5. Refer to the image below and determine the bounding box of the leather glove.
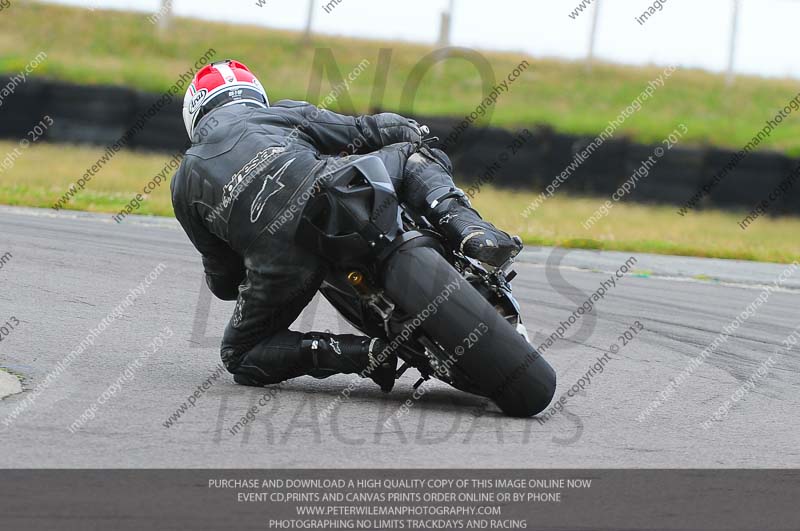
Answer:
[374,113,428,145]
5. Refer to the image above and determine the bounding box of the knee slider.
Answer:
[220,347,243,373]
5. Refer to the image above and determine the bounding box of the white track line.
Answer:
[0,370,22,400]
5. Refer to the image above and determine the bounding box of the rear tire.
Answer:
[382,245,556,417]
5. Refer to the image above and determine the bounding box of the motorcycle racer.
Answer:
[171,59,522,392]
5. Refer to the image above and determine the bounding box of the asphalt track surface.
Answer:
[1,206,798,468]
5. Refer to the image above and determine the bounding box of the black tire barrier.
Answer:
[0,78,51,140]
[0,76,798,214]
[126,90,185,151]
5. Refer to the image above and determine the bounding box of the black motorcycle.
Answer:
[297,145,556,417]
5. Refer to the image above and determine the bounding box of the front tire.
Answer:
[382,245,556,417]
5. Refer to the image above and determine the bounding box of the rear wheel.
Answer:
[382,245,556,417]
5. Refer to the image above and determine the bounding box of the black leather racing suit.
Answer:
[171,100,458,385]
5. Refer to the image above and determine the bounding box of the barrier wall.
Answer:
[1,76,797,214]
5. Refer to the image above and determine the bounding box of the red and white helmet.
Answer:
[182,59,269,139]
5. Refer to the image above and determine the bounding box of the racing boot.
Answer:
[427,190,522,267]
[301,333,398,393]
[231,332,397,392]
[404,147,522,267]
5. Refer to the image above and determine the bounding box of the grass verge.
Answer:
[1,141,798,264]
[1,2,800,154]
[473,188,800,264]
